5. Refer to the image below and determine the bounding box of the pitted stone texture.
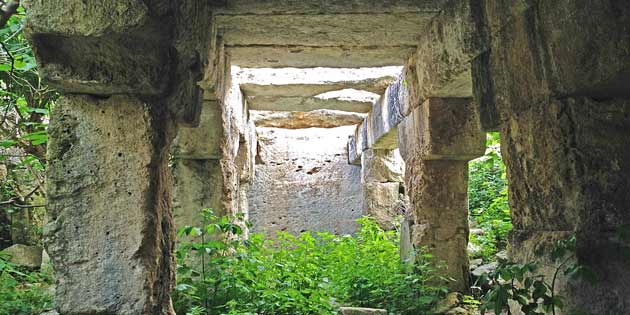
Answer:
[249,126,363,235]
[237,67,400,97]
[404,159,470,292]
[210,1,443,15]
[397,98,484,161]
[46,95,175,315]
[173,101,223,159]
[251,110,365,129]
[363,183,403,230]
[361,149,404,183]
[173,159,226,230]
[409,0,486,104]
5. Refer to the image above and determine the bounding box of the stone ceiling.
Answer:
[211,0,445,68]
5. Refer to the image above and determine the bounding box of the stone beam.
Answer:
[227,45,416,68]
[247,96,373,113]
[216,13,434,47]
[366,77,407,150]
[237,67,400,97]
[251,110,366,129]
[173,101,223,159]
[210,0,444,15]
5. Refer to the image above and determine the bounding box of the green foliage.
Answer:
[0,254,54,315]
[174,209,446,315]
[478,235,597,315]
[468,132,512,261]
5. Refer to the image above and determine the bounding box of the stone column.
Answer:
[360,148,405,230]
[46,96,176,314]
[397,98,484,292]
[475,1,630,312]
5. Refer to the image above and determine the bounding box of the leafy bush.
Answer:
[0,254,54,315]
[174,209,446,315]
[468,133,512,261]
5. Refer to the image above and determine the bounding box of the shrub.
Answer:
[468,133,512,261]
[0,254,54,315]
[173,209,446,315]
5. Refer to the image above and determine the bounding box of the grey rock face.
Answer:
[248,126,363,235]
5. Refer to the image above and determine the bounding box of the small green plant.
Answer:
[0,253,54,315]
[478,235,597,315]
[173,209,446,315]
[468,132,512,261]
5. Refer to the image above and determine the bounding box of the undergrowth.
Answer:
[0,254,53,315]
[173,210,447,315]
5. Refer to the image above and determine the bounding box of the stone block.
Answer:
[397,98,484,162]
[361,149,404,183]
[174,101,223,159]
[1,244,42,269]
[338,307,387,315]
[366,77,406,150]
[363,182,402,230]
[46,95,174,314]
[348,135,361,165]
[411,0,486,104]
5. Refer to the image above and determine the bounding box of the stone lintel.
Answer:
[251,110,365,129]
[248,96,372,113]
[397,97,484,162]
[366,76,407,150]
[236,67,400,97]
[227,45,416,68]
[348,135,361,165]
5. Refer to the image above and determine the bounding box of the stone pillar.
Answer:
[46,96,176,314]
[360,149,405,230]
[397,98,484,292]
[476,1,630,313]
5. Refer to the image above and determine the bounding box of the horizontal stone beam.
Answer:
[247,96,373,113]
[215,13,434,47]
[227,45,416,68]
[251,110,365,129]
[210,0,443,15]
[237,67,401,97]
[366,77,407,150]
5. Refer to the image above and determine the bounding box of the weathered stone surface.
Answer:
[408,0,486,104]
[46,95,175,315]
[24,1,172,96]
[172,159,226,231]
[361,149,404,183]
[227,45,416,68]
[338,307,387,315]
[211,1,443,15]
[216,13,434,47]
[249,126,363,235]
[251,110,366,129]
[173,101,223,159]
[365,76,407,150]
[397,98,484,161]
[363,182,402,230]
[404,159,470,292]
[237,67,400,97]
[348,135,361,165]
[1,244,42,269]
[247,96,373,113]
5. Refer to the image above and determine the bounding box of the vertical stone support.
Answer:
[477,1,630,312]
[397,98,484,292]
[360,149,405,229]
[46,96,176,314]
